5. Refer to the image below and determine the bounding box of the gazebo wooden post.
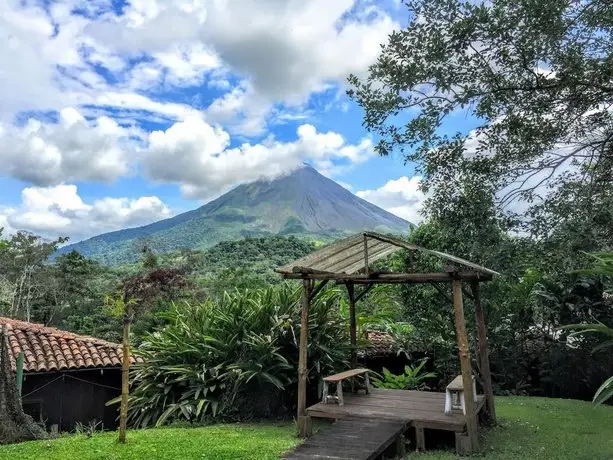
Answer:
[346,282,357,368]
[297,278,313,438]
[472,280,496,425]
[452,279,479,452]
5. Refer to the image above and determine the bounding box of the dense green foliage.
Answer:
[0,231,69,323]
[389,218,613,400]
[349,0,613,402]
[123,285,349,427]
[349,0,613,241]
[371,359,437,390]
[185,236,315,296]
[564,252,613,404]
[0,235,316,342]
[4,0,613,422]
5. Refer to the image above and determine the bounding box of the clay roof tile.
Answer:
[0,317,139,373]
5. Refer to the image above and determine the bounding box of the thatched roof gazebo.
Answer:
[276,231,498,453]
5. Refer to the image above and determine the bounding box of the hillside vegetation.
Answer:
[55,166,410,265]
[186,236,316,295]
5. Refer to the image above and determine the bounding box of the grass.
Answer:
[0,423,297,460]
[410,396,613,459]
[0,397,611,459]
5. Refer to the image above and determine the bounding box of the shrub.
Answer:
[371,359,437,390]
[122,284,349,427]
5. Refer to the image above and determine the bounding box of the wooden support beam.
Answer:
[472,281,496,425]
[452,279,479,452]
[297,279,313,438]
[291,266,331,274]
[282,271,493,283]
[346,282,357,369]
[415,425,425,452]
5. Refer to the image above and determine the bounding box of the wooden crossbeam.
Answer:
[282,271,492,283]
[428,281,476,302]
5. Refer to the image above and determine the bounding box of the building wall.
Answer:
[21,368,121,432]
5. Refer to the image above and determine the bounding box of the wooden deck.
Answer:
[307,388,485,432]
[282,390,486,458]
[283,418,406,460]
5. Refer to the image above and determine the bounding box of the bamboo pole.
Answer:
[297,279,312,438]
[472,281,496,425]
[452,279,479,451]
[118,303,132,444]
[346,282,357,369]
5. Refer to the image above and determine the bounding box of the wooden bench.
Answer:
[444,375,477,415]
[322,368,371,406]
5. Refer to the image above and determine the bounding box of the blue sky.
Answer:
[0,0,474,243]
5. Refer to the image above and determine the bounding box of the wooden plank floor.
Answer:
[283,418,406,460]
[307,389,485,432]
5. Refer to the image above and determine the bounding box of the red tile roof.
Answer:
[364,330,396,357]
[0,317,142,373]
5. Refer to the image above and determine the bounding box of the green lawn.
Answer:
[0,423,297,460]
[0,397,611,459]
[410,397,613,459]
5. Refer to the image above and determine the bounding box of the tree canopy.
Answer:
[348,0,613,243]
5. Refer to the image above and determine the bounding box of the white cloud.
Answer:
[143,117,374,200]
[204,82,271,136]
[356,176,426,224]
[0,0,85,117]
[82,91,202,121]
[1,184,172,242]
[85,0,398,132]
[0,2,212,127]
[0,107,373,200]
[120,42,220,92]
[0,108,135,186]
[0,0,402,241]
[154,43,220,87]
[0,211,15,237]
[196,0,398,103]
[1,0,399,140]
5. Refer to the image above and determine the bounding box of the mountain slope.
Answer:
[56,165,411,264]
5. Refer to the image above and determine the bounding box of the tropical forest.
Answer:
[0,0,613,459]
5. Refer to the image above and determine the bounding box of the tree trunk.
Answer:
[118,308,132,443]
[0,325,46,444]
